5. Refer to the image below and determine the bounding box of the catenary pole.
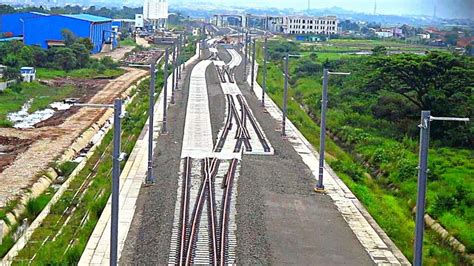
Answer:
[412,112,469,265]
[251,38,256,90]
[316,69,329,191]
[282,53,289,136]
[244,31,248,79]
[171,42,176,104]
[262,36,268,107]
[413,110,430,266]
[110,98,122,266]
[162,49,169,134]
[145,62,156,184]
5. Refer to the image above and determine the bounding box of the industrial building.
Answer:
[0,12,48,37]
[0,12,117,54]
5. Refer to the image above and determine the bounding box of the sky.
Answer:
[169,0,474,19]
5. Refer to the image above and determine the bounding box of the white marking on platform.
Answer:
[181,60,214,159]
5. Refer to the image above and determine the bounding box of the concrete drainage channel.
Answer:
[0,75,149,264]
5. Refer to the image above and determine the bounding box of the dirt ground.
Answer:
[0,67,148,208]
[0,136,34,173]
[35,78,110,127]
[91,46,134,61]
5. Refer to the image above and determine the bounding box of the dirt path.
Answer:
[0,68,147,208]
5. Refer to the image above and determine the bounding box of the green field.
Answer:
[36,67,125,80]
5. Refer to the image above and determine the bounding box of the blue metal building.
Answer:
[0,12,48,37]
[22,14,117,54]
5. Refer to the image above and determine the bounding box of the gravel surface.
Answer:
[206,63,225,143]
[217,46,232,64]
[120,60,198,265]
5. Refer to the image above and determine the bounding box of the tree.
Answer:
[99,56,117,69]
[339,20,360,31]
[445,33,459,46]
[75,38,94,51]
[4,66,20,81]
[70,43,90,68]
[0,4,15,14]
[61,29,76,46]
[365,51,473,146]
[366,51,473,110]
[294,58,321,78]
[53,47,77,71]
[372,45,387,56]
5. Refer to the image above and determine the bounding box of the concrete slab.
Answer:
[264,191,373,265]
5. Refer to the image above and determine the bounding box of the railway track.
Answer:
[236,95,271,153]
[177,157,220,265]
[169,46,272,266]
[218,158,238,266]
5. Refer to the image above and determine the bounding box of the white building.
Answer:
[135,14,144,29]
[375,29,394,38]
[143,0,168,28]
[284,16,338,35]
[20,67,36,83]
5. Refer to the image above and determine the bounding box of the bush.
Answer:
[57,161,79,177]
[25,194,51,221]
[100,56,118,69]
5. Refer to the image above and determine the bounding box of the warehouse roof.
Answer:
[61,14,111,23]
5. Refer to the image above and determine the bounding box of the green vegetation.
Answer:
[258,39,472,264]
[36,67,125,80]
[119,38,138,47]
[8,68,165,264]
[0,82,75,125]
[0,38,125,128]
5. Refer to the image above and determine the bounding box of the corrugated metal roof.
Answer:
[61,14,111,23]
[0,37,23,42]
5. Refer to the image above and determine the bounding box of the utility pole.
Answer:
[162,48,169,134]
[262,36,268,107]
[251,38,256,90]
[413,112,469,266]
[145,62,156,185]
[315,69,350,192]
[282,53,289,137]
[171,42,176,104]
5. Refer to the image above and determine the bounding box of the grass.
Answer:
[0,66,126,127]
[119,38,138,47]
[36,68,125,80]
[0,82,75,125]
[256,40,468,264]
